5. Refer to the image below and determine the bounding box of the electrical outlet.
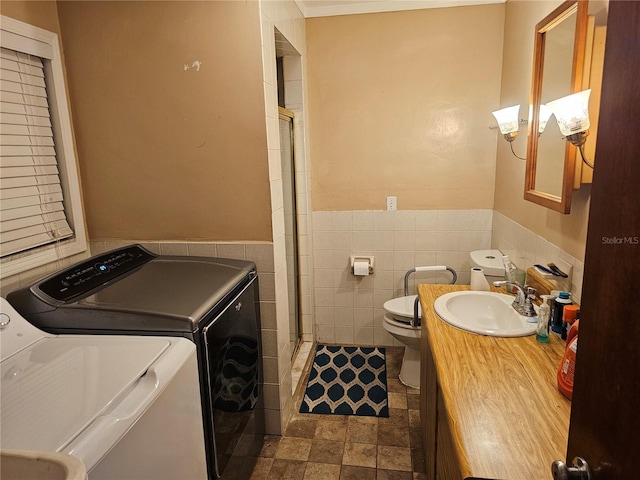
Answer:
[386,196,397,211]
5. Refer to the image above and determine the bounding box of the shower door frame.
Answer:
[278,107,303,360]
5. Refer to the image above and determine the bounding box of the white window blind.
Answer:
[0,46,73,257]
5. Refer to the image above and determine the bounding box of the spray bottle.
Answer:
[536,295,552,343]
[558,320,580,400]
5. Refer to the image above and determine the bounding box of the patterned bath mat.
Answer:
[300,344,388,417]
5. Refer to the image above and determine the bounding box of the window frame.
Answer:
[1,15,87,278]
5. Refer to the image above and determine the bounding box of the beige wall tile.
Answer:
[263,357,281,384]
[264,409,283,436]
[187,243,218,258]
[260,301,278,330]
[262,384,282,411]
[159,243,189,256]
[217,243,247,260]
[259,273,276,302]
[262,330,279,357]
[492,212,584,302]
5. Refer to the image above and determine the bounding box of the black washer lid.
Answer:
[65,255,255,322]
[9,245,257,333]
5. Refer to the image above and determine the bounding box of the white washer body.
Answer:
[0,298,207,480]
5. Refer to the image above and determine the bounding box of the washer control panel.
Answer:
[37,245,156,303]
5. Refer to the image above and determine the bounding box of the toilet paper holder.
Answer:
[350,256,374,275]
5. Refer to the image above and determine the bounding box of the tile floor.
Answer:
[222,346,426,480]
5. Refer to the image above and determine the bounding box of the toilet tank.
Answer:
[469,250,505,281]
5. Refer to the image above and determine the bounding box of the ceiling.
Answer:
[294,0,505,18]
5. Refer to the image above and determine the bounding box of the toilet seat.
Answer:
[383,295,421,323]
[383,313,420,332]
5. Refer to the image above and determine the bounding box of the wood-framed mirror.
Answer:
[525,0,588,213]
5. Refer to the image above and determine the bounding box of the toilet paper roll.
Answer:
[353,260,370,276]
[470,267,490,291]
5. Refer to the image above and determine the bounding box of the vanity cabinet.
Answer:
[418,284,571,480]
[420,322,436,476]
[421,317,462,479]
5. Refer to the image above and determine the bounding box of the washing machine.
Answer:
[7,244,264,479]
[0,298,207,479]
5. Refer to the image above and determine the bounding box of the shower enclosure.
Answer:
[278,107,301,358]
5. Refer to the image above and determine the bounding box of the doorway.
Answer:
[278,107,302,359]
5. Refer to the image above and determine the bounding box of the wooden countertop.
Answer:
[418,284,571,480]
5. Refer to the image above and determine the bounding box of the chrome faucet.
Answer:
[493,280,537,317]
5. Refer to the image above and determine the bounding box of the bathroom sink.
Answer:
[0,450,87,480]
[433,291,537,337]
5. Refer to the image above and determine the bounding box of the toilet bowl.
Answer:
[382,266,457,390]
[383,295,422,389]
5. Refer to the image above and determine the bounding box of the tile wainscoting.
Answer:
[311,209,586,347]
[491,212,585,304]
[311,210,493,347]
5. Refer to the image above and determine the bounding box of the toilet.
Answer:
[469,249,506,284]
[382,266,457,389]
[382,295,422,389]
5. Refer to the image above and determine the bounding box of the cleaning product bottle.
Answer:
[561,305,580,340]
[536,295,552,343]
[551,291,572,334]
[557,320,579,400]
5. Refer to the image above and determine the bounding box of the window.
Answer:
[0,16,86,278]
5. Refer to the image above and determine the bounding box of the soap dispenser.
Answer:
[536,295,552,343]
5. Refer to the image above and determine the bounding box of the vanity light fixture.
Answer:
[527,103,554,134]
[536,104,553,135]
[492,105,526,160]
[546,89,593,168]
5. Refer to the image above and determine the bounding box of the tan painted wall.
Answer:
[0,1,62,33]
[56,1,272,242]
[494,0,591,261]
[306,4,505,211]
